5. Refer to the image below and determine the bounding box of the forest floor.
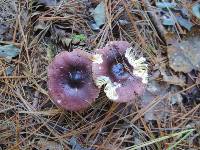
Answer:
[0,0,200,150]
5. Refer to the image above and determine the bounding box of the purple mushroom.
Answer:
[92,41,148,102]
[47,49,100,111]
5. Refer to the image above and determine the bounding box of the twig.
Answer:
[142,0,168,43]
[122,0,147,49]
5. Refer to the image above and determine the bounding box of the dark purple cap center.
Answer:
[67,68,88,88]
[111,63,129,79]
[107,52,132,82]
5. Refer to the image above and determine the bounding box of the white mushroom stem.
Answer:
[125,47,148,84]
[95,76,121,101]
[91,54,103,64]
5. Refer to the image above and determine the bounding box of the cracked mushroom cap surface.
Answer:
[92,41,148,102]
[47,49,100,111]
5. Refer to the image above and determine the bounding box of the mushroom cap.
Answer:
[47,49,100,111]
[92,41,147,102]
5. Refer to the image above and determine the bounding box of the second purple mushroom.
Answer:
[92,41,148,102]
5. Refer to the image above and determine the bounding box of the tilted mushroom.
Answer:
[92,41,148,102]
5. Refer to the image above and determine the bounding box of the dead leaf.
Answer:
[160,67,186,86]
[0,45,21,59]
[5,65,15,76]
[36,138,63,150]
[159,66,186,86]
[141,80,170,121]
[168,36,200,73]
[192,3,200,19]
[169,86,183,105]
[69,137,90,150]
[176,16,193,31]
[38,0,60,6]
[91,1,106,28]
[34,20,47,31]
[156,2,177,9]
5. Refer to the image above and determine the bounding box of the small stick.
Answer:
[0,41,21,47]
[143,0,168,43]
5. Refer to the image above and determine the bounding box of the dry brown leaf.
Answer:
[160,66,186,86]
[168,36,200,73]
